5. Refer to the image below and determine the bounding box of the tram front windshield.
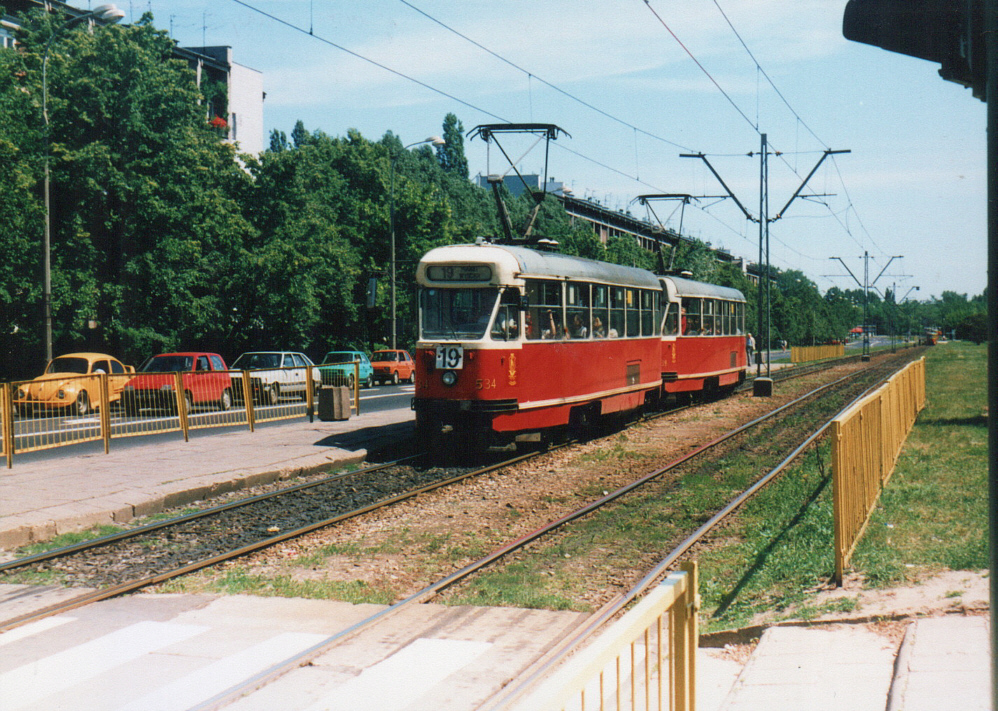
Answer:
[420,287,499,340]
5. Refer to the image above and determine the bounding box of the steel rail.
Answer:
[0,448,548,633]
[0,455,423,573]
[0,350,868,575]
[187,365,879,711]
[485,359,911,709]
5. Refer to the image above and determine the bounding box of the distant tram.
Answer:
[412,241,747,453]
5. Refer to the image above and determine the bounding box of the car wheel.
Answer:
[265,383,279,405]
[408,371,415,384]
[75,390,90,416]
[179,391,192,415]
[365,375,373,389]
[391,371,399,385]
[219,388,232,411]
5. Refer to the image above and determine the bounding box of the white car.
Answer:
[230,351,321,405]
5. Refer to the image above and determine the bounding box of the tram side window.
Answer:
[625,289,640,337]
[703,299,715,335]
[663,301,679,336]
[640,290,655,336]
[491,289,521,341]
[565,282,590,338]
[592,284,609,337]
[736,302,744,334]
[609,287,625,338]
[685,298,701,335]
[526,280,563,340]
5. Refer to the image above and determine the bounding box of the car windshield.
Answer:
[142,355,194,373]
[322,353,357,364]
[371,351,398,362]
[46,357,89,375]
[420,287,499,340]
[232,353,281,369]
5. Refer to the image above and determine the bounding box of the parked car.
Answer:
[14,352,134,417]
[370,349,415,385]
[122,352,232,415]
[317,350,373,388]
[230,351,321,404]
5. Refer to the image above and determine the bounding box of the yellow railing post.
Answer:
[672,560,699,711]
[175,371,189,442]
[353,361,361,415]
[240,370,255,432]
[306,365,315,422]
[1,383,13,469]
[99,373,111,454]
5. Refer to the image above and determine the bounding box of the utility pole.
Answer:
[759,133,770,383]
[829,253,903,360]
[681,143,849,395]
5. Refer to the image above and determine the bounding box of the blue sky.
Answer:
[119,0,985,301]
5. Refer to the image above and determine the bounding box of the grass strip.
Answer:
[697,342,987,630]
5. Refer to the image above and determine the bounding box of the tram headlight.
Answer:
[441,371,458,387]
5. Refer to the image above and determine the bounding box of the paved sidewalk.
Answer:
[712,616,990,711]
[888,616,990,711]
[0,408,413,550]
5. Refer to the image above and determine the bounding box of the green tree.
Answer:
[436,113,468,179]
[0,37,45,378]
[5,10,253,373]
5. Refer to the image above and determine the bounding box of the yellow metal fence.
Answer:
[513,562,698,711]
[1,364,363,468]
[831,357,926,584]
[790,344,845,363]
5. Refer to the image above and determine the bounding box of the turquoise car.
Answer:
[318,350,373,388]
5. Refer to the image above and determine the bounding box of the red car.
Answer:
[370,349,415,385]
[122,352,233,415]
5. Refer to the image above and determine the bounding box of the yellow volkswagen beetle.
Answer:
[15,352,135,417]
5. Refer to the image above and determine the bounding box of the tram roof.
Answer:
[420,243,662,289]
[663,275,746,302]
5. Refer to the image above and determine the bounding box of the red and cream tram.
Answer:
[659,275,748,394]
[411,241,748,452]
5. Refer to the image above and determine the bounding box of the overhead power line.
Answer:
[229,0,510,124]
[398,0,696,154]
[711,0,828,150]
[641,0,759,136]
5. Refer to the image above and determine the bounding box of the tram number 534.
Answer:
[435,346,463,369]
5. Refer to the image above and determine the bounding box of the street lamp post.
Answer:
[41,4,125,364]
[389,136,445,349]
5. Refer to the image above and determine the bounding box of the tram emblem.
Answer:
[508,352,517,386]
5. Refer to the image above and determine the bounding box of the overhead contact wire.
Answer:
[642,0,759,135]
[398,0,696,153]
[229,0,511,124]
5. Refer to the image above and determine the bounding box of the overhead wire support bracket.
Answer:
[680,153,758,223]
[772,148,851,221]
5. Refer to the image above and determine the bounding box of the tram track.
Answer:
[184,351,921,710]
[0,350,911,637]
[0,450,547,632]
[0,350,919,711]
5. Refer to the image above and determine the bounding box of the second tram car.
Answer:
[659,275,748,394]
[412,241,747,452]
